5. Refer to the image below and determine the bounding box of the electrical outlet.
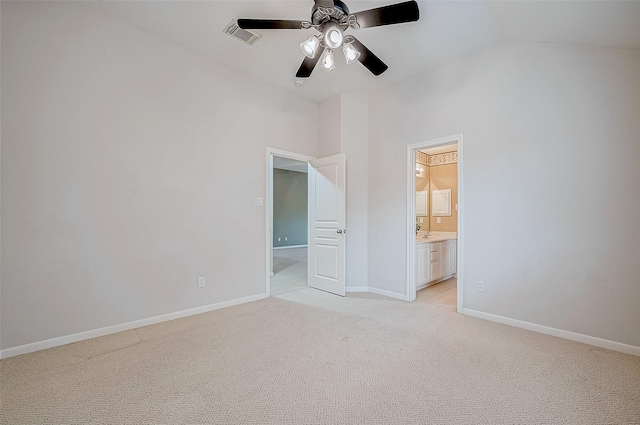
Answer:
[284,237,287,241]
[198,277,205,288]
[254,197,263,206]
[477,281,485,292]
[278,237,281,242]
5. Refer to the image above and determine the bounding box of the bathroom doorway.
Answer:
[406,134,464,313]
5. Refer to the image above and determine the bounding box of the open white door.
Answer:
[308,153,346,296]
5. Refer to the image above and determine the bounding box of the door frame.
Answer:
[265,148,315,297]
[406,134,464,313]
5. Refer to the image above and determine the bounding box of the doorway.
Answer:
[266,149,314,297]
[406,134,464,313]
[265,148,347,297]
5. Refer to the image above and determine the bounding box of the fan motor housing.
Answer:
[311,0,350,27]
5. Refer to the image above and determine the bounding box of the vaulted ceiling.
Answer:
[80,1,640,102]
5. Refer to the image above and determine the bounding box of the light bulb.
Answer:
[300,35,320,59]
[321,49,335,71]
[342,43,360,65]
[324,26,343,49]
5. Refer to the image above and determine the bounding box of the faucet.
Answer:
[423,231,431,238]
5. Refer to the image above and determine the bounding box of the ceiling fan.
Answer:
[237,0,419,78]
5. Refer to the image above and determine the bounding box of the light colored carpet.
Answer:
[270,247,308,296]
[1,287,639,424]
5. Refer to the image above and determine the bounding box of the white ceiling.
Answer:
[78,1,640,102]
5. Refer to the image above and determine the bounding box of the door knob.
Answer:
[337,229,343,234]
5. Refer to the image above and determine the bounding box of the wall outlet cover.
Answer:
[198,277,205,288]
[477,281,485,292]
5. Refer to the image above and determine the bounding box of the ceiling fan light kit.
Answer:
[324,25,344,49]
[321,49,336,71]
[237,0,419,78]
[300,35,321,58]
[343,42,360,64]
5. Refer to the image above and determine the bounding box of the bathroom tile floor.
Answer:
[416,277,457,309]
[271,247,308,296]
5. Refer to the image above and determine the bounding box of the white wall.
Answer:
[340,94,369,291]
[0,2,318,350]
[0,3,3,352]
[318,95,341,157]
[368,41,640,347]
[318,94,369,291]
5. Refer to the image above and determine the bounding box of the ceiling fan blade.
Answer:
[350,38,388,76]
[296,46,326,78]
[351,0,419,29]
[237,19,307,30]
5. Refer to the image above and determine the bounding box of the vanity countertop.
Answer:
[416,231,457,244]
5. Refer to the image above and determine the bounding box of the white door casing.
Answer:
[308,153,346,296]
[406,134,463,312]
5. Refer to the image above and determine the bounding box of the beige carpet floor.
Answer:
[1,285,639,424]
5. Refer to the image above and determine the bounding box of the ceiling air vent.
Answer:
[223,20,262,45]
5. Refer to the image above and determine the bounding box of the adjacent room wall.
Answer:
[368,41,640,347]
[0,2,319,351]
[272,169,307,248]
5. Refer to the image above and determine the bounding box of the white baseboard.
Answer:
[367,287,407,301]
[463,308,640,357]
[273,245,308,250]
[345,286,368,293]
[0,293,268,360]
[416,274,455,291]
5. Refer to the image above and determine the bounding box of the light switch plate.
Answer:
[254,197,263,206]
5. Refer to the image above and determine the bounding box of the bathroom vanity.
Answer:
[415,232,457,290]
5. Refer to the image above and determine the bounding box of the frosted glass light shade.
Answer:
[343,43,360,64]
[320,49,335,71]
[324,27,343,49]
[300,36,320,58]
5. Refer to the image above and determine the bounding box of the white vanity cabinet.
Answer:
[415,243,431,285]
[416,239,456,290]
[439,240,457,277]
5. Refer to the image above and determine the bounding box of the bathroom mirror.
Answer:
[416,159,430,231]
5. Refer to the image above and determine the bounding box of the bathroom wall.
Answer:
[273,169,308,248]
